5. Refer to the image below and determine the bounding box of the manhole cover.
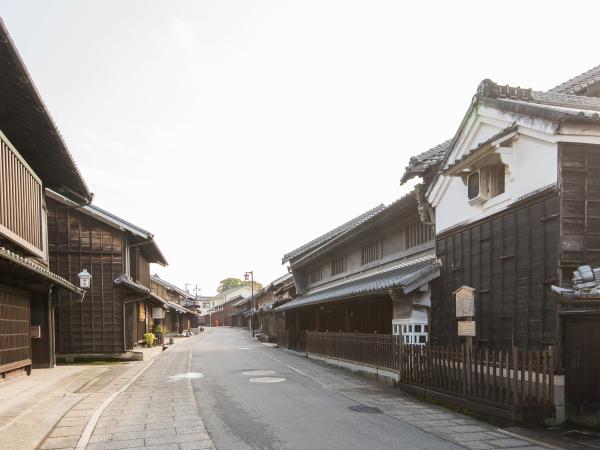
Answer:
[243,370,276,376]
[249,377,286,383]
[348,405,382,414]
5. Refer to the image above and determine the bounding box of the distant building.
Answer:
[205,286,252,326]
[150,275,201,332]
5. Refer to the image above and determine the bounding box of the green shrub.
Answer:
[153,324,167,334]
[143,332,155,347]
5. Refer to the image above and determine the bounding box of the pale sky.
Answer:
[2,1,599,295]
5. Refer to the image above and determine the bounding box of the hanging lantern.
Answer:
[78,269,92,289]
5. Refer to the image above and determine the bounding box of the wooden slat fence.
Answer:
[304,331,555,411]
[402,343,555,409]
[306,331,401,370]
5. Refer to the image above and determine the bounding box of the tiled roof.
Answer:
[151,274,194,299]
[210,285,251,300]
[400,139,453,185]
[46,189,168,266]
[282,204,386,263]
[477,79,600,114]
[0,19,91,203]
[548,64,600,95]
[0,246,84,295]
[114,274,151,294]
[114,274,171,308]
[275,255,440,312]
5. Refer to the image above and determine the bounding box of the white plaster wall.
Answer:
[434,132,557,233]
[391,285,431,322]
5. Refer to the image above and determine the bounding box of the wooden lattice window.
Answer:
[331,257,346,276]
[361,241,381,265]
[405,221,434,249]
[468,164,505,201]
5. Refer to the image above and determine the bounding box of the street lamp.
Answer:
[244,271,255,336]
[78,269,92,289]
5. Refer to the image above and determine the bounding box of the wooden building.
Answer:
[230,297,251,328]
[150,274,200,333]
[0,20,91,377]
[277,194,440,349]
[46,191,169,356]
[255,273,296,342]
[401,71,600,426]
[205,286,252,327]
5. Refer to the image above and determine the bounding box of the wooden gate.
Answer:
[565,315,600,428]
[0,285,31,375]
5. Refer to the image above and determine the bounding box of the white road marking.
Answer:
[495,429,563,450]
[242,370,276,376]
[260,351,331,390]
[237,347,251,350]
[249,377,286,383]
[167,372,205,382]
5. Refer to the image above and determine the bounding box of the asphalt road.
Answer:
[191,327,462,450]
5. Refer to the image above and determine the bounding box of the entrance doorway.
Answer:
[564,315,600,428]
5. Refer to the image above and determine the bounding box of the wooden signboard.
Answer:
[454,286,475,318]
[458,320,476,337]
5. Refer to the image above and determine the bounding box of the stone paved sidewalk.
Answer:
[85,335,214,450]
[39,356,159,450]
[265,345,548,450]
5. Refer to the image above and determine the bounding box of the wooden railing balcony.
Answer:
[0,130,45,259]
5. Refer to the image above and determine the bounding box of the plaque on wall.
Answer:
[458,320,476,336]
[454,285,475,317]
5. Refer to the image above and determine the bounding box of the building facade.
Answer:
[0,20,91,376]
[46,191,168,356]
[277,193,440,349]
[401,71,600,426]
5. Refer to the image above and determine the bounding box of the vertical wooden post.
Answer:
[344,305,350,332]
[315,308,320,332]
[512,346,519,406]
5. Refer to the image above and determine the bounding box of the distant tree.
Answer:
[217,277,263,293]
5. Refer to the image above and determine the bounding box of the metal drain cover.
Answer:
[348,405,382,414]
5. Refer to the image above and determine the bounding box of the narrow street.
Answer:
[191,328,456,449]
[38,327,549,450]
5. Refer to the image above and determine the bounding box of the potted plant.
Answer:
[143,332,155,347]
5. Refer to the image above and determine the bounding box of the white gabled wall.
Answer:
[430,115,558,234]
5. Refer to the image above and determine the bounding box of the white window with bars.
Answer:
[392,319,429,345]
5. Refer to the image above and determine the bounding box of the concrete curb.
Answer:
[306,353,400,385]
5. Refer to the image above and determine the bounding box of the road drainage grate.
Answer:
[348,405,382,414]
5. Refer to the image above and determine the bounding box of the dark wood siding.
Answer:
[431,191,559,351]
[558,143,600,285]
[0,285,31,372]
[47,197,126,354]
[130,247,151,288]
